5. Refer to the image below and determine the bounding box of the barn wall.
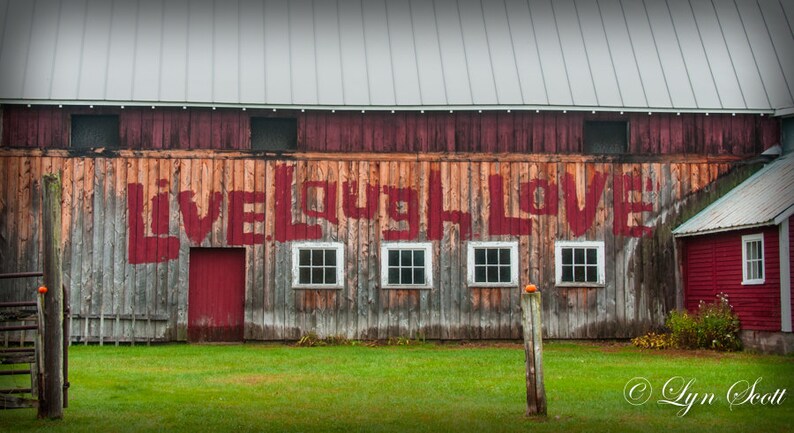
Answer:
[0,149,739,342]
[1,105,780,156]
[683,226,782,331]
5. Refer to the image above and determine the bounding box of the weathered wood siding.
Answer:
[1,150,739,342]
[1,105,780,156]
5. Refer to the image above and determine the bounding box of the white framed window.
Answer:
[467,241,519,287]
[380,242,433,289]
[555,241,605,286]
[741,234,765,285]
[291,242,344,289]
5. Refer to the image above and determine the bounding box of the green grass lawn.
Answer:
[1,341,792,432]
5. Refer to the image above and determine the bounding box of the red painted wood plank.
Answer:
[140,109,154,149]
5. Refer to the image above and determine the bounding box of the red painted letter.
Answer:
[520,179,558,215]
[301,181,338,225]
[177,191,223,244]
[562,172,607,237]
[613,174,653,237]
[382,185,419,240]
[488,174,531,236]
[342,181,379,219]
[274,164,322,242]
[427,170,471,240]
[227,191,266,245]
[127,183,179,264]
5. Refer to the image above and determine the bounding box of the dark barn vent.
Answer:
[70,115,120,148]
[583,120,628,154]
[250,117,297,151]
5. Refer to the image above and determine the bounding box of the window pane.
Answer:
[414,251,424,266]
[587,248,598,265]
[312,250,323,265]
[499,249,511,264]
[586,266,597,282]
[324,267,336,284]
[475,248,485,265]
[311,268,323,284]
[250,117,297,151]
[562,248,572,265]
[574,266,585,282]
[71,115,120,148]
[388,269,400,285]
[499,266,511,282]
[299,250,311,266]
[487,249,498,264]
[758,260,763,279]
[562,265,573,282]
[487,266,498,282]
[574,248,584,264]
[325,250,336,266]
[401,268,413,284]
[583,120,627,154]
[389,250,399,266]
[299,267,311,284]
[401,250,412,266]
[414,268,425,285]
[475,266,486,282]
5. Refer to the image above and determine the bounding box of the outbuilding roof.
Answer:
[673,152,794,237]
[1,0,793,114]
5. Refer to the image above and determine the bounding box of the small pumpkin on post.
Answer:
[521,283,546,417]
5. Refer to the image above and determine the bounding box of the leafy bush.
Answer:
[631,332,675,349]
[695,293,742,351]
[666,310,699,349]
[295,332,353,347]
[633,293,742,351]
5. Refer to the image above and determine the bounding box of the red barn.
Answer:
[0,0,792,344]
[674,152,794,353]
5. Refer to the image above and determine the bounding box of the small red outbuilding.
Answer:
[674,153,794,352]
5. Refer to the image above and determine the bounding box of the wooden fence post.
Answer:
[521,291,547,416]
[39,174,63,420]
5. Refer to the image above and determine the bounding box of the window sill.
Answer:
[741,280,765,286]
[291,286,343,290]
[555,282,605,288]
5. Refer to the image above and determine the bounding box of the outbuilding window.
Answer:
[741,234,764,285]
[555,241,605,286]
[250,117,297,151]
[291,242,344,289]
[71,115,120,148]
[381,243,433,289]
[467,241,519,287]
[583,120,627,154]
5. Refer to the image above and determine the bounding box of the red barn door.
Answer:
[188,248,246,342]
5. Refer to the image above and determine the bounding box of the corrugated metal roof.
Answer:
[673,153,794,237]
[0,0,792,113]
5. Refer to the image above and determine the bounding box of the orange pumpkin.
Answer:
[524,284,537,293]
[38,286,47,294]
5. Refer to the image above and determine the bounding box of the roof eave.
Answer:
[0,99,780,115]
[673,221,776,238]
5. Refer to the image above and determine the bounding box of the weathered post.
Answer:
[39,174,64,420]
[521,288,546,416]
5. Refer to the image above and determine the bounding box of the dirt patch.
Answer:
[209,373,293,386]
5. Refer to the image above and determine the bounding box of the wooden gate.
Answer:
[188,248,246,342]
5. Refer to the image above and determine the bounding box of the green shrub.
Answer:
[664,292,742,351]
[666,310,698,349]
[695,293,742,351]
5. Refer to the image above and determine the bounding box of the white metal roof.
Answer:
[1,0,792,113]
[673,152,794,237]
